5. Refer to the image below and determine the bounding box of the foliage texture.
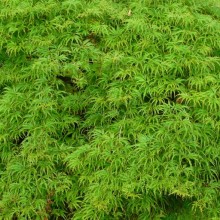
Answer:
[0,0,220,219]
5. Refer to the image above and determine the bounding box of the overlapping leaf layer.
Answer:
[0,0,220,219]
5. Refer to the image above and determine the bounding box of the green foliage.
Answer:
[0,0,220,219]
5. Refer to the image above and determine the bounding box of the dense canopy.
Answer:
[0,0,220,219]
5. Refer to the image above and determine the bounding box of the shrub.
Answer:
[0,0,220,219]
